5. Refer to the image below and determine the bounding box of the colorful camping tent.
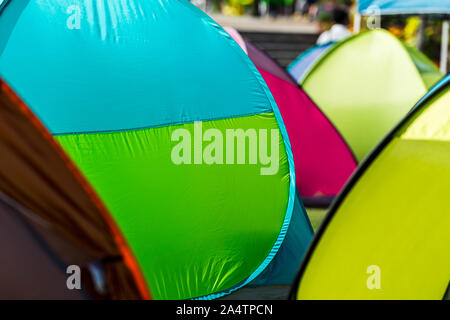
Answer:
[291,75,450,300]
[300,29,443,162]
[0,0,313,299]
[225,27,357,206]
[0,78,148,300]
[287,42,336,84]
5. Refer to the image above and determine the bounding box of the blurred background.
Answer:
[189,0,448,70]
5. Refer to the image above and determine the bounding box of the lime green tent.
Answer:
[291,75,450,300]
[301,29,443,162]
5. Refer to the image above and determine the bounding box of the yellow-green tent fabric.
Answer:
[291,75,450,300]
[301,29,443,162]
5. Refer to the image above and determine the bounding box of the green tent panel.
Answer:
[292,75,450,300]
[301,29,443,162]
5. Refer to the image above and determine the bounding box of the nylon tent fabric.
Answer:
[255,68,357,206]
[291,75,450,300]
[301,29,443,162]
[287,42,335,84]
[0,78,147,299]
[0,0,313,300]
[223,27,248,55]
[359,0,450,15]
[226,28,357,206]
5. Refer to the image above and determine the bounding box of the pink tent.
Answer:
[225,27,357,206]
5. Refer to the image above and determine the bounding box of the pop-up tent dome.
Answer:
[299,29,443,162]
[291,75,450,300]
[287,42,336,84]
[225,27,357,207]
[0,78,149,300]
[0,0,313,299]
